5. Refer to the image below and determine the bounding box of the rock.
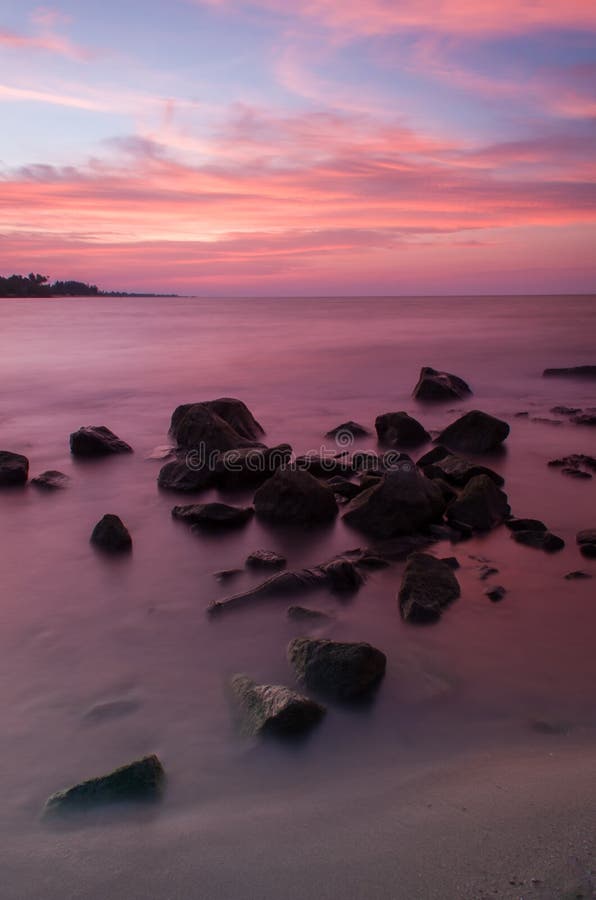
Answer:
[432,478,458,503]
[209,558,364,615]
[550,406,581,415]
[246,549,286,570]
[343,466,445,539]
[485,585,506,602]
[436,410,509,453]
[172,502,253,529]
[90,514,132,552]
[479,565,499,580]
[422,452,504,487]
[43,755,164,813]
[398,553,461,623]
[529,416,563,426]
[0,450,29,486]
[570,413,596,426]
[543,365,596,377]
[562,467,592,479]
[375,412,430,447]
[254,468,338,525]
[548,454,596,473]
[230,675,325,737]
[287,638,386,701]
[511,530,565,552]
[441,556,460,569]
[351,451,384,474]
[564,570,592,580]
[577,530,596,558]
[216,444,293,489]
[70,426,132,457]
[416,444,450,467]
[412,366,472,401]
[30,470,69,490]
[294,453,353,477]
[169,400,264,453]
[505,517,547,533]
[446,475,510,532]
[171,397,264,441]
[214,569,243,581]
[325,421,370,439]
[287,605,330,622]
[157,457,217,492]
[428,522,469,542]
[327,476,363,501]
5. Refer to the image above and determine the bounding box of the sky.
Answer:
[1,0,596,296]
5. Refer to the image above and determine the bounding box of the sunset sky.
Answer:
[1,0,595,295]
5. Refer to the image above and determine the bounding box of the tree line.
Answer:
[0,273,99,297]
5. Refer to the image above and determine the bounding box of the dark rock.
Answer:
[514,411,529,417]
[543,366,596,377]
[441,556,460,569]
[287,605,330,622]
[529,417,563,426]
[422,453,504,487]
[43,754,164,813]
[172,502,253,529]
[254,468,338,525]
[562,467,592,479]
[351,451,384,474]
[479,565,499,580]
[327,476,363,501]
[295,452,353,477]
[358,473,383,491]
[216,444,293,488]
[0,451,29,486]
[158,457,217,493]
[505,518,547,533]
[511,530,565,552]
[343,466,445,539]
[548,454,596,471]
[230,674,325,737]
[564,570,592,580]
[571,413,596,426]
[214,569,243,581]
[428,522,468,542]
[417,444,450,468]
[171,397,264,441]
[398,553,461,623]
[30,470,69,490]
[287,638,386,701]
[436,410,509,453]
[550,406,581,415]
[485,585,506,602]
[412,366,472,401]
[431,478,458,503]
[375,412,430,447]
[446,475,510,532]
[169,400,264,453]
[325,421,370,439]
[246,549,286,570]
[577,530,596,558]
[90,514,132,552]
[70,426,132,457]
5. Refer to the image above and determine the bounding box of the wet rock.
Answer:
[325,421,370,439]
[287,638,386,701]
[441,556,460,569]
[214,569,243,581]
[577,529,596,558]
[570,413,596,426]
[511,530,565,552]
[171,397,263,440]
[43,754,164,813]
[90,514,132,552]
[70,426,133,457]
[436,410,509,453]
[422,452,504,487]
[548,454,596,473]
[287,605,330,622]
[294,452,352,477]
[543,365,596,377]
[246,549,286,570]
[170,400,264,453]
[398,553,461,623]
[412,366,472,401]
[157,457,217,493]
[351,451,384,474]
[30,470,69,490]
[343,466,445,539]
[375,412,430,447]
[209,558,364,615]
[562,467,592,479]
[254,468,338,525]
[432,478,458,504]
[327,476,363,502]
[485,585,506,602]
[172,502,253,529]
[230,674,325,737]
[446,475,510,532]
[0,450,29,486]
[216,444,292,489]
[529,416,563,426]
[550,406,581,415]
[505,517,547,533]
[564,570,592,580]
[479,564,499,580]
[427,522,469,542]
[416,444,450,468]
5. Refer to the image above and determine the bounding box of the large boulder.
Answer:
[90,514,132,552]
[157,457,217,492]
[375,412,430,447]
[447,474,510,531]
[254,468,338,524]
[216,444,292,488]
[421,452,504,487]
[172,502,253,529]
[0,450,29,486]
[70,426,133,457]
[43,754,164,813]
[412,367,472,401]
[170,398,264,452]
[287,638,386,701]
[398,553,461,623]
[230,675,325,737]
[342,466,445,539]
[436,410,509,453]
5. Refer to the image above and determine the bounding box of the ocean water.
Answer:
[1,294,595,898]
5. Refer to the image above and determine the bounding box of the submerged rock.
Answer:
[325,421,370,439]
[254,468,338,524]
[550,406,581,415]
[30,470,69,490]
[327,476,363,502]
[577,530,596,558]
[571,413,596,426]
[43,754,164,813]
[447,475,510,532]
[230,675,325,737]
[90,514,132,552]
[0,450,29,486]
[543,365,596,377]
[70,426,132,457]
[172,502,253,529]
[287,605,330,622]
[564,570,592,580]
[511,530,565,552]
[436,410,509,453]
[343,466,445,539]
[246,549,287,570]
[375,412,430,447]
[398,553,461,623]
[158,457,217,493]
[505,517,547,533]
[422,452,504,487]
[412,366,472,401]
[562,467,592,479]
[287,638,386,701]
[485,585,506,602]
